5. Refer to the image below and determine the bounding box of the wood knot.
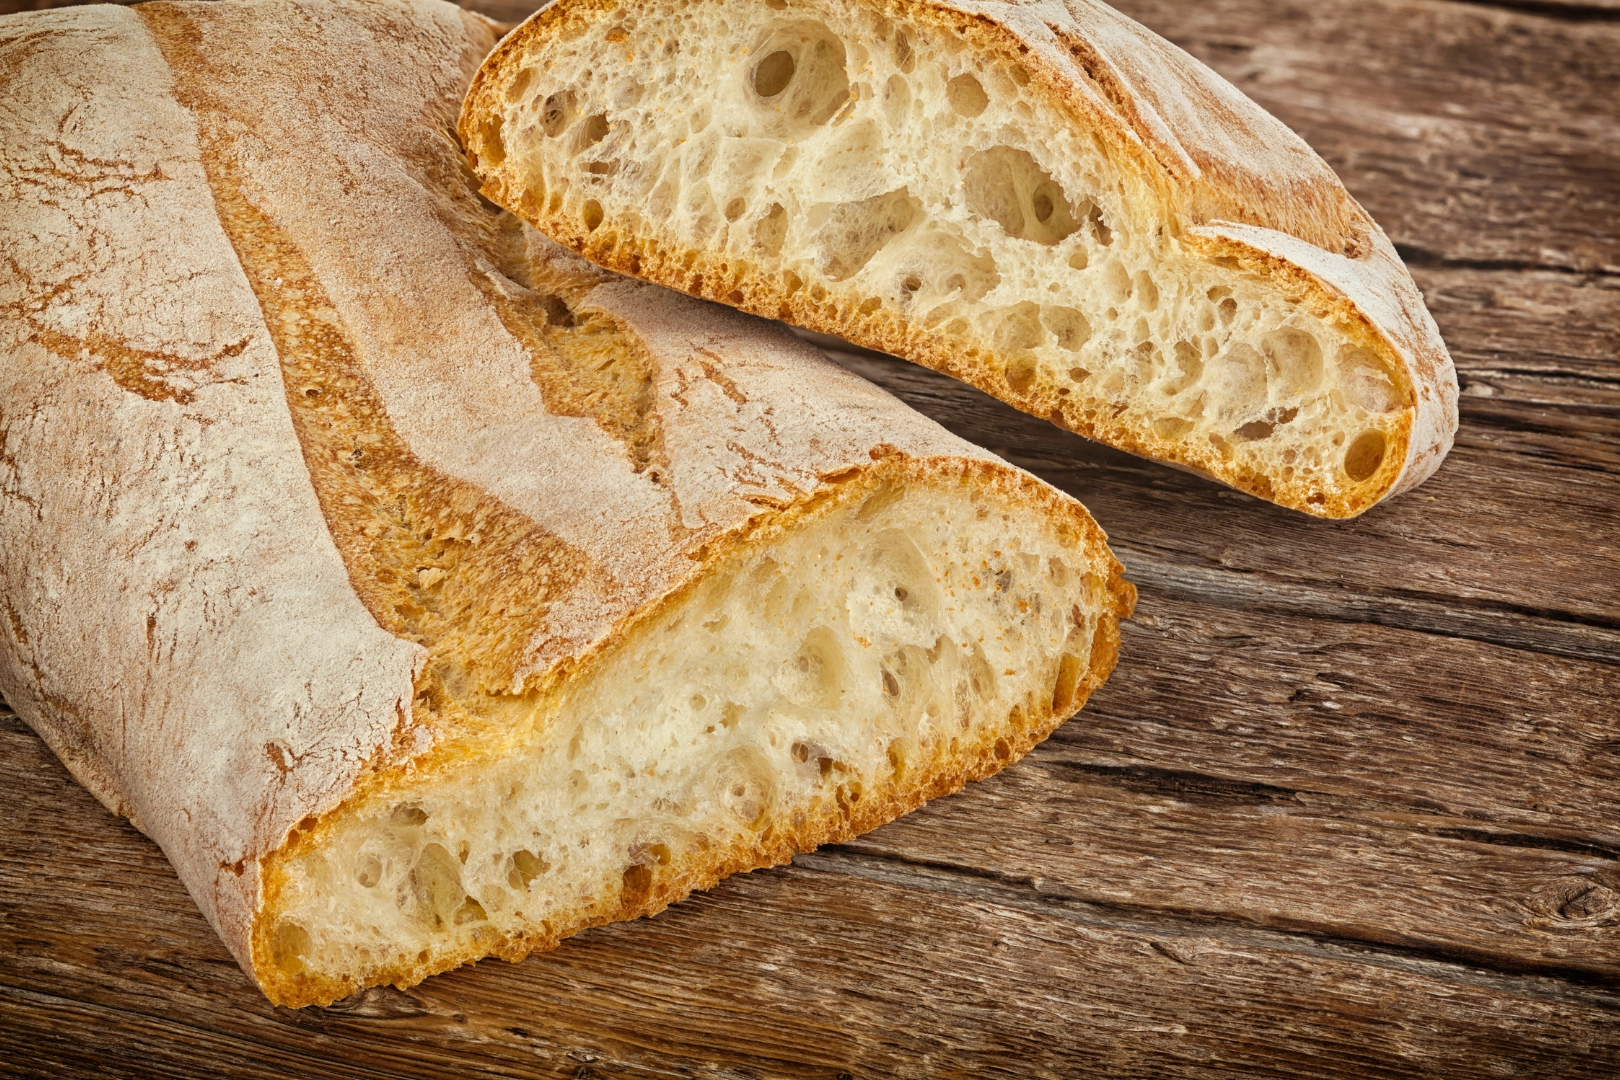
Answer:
[310,984,431,1020]
[1524,876,1620,930]
[1556,883,1620,924]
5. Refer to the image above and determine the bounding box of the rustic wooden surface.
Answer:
[3,0,1619,1075]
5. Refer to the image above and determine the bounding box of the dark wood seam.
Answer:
[1436,0,1620,24]
[801,849,1620,995]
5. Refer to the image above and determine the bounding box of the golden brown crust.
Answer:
[461,0,1458,518]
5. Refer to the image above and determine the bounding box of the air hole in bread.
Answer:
[392,804,429,826]
[946,73,989,117]
[1210,342,1268,421]
[505,69,534,104]
[753,50,796,98]
[356,856,383,889]
[577,113,609,151]
[271,921,312,974]
[993,302,1046,353]
[621,863,653,906]
[747,23,849,130]
[1154,416,1195,441]
[1344,430,1387,481]
[881,668,901,697]
[756,202,790,256]
[811,188,918,281]
[893,28,915,73]
[454,898,487,926]
[541,90,575,138]
[477,115,505,167]
[962,147,1078,246]
[717,747,775,824]
[1005,353,1038,394]
[407,843,465,930]
[1263,328,1324,396]
[1165,341,1203,394]
[883,74,911,125]
[1051,649,1084,714]
[1100,259,1132,304]
[775,626,848,708]
[1086,203,1112,246]
[901,227,999,307]
[507,849,547,890]
[1337,345,1401,413]
[1135,272,1159,311]
[1042,306,1090,352]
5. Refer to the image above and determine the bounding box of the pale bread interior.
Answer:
[470,0,1410,513]
[261,471,1117,1003]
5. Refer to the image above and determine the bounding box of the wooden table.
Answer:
[3,0,1619,1075]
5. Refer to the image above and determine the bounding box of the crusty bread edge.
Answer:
[460,0,1454,519]
[252,452,1136,1007]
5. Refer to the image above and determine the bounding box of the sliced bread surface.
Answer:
[0,0,1133,1007]
[461,0,1459,518]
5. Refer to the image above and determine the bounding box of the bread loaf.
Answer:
[461,0,1460,518]
[0,0,1133,1006]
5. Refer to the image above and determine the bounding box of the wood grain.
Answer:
[6,710,1620,1080]
[2,0,1618,1076]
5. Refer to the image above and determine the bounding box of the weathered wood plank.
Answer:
[1112,0,1620,273]
[849,733,1620,980]
[1414,267,1620,410]
[1079,593,1620,842]
[1022,439,1620,645]
[5,713,1620,1079]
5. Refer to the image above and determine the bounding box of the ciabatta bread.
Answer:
[0,0,1133,1007]
[461,0,1459,518]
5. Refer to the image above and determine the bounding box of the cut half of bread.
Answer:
[0,0,1132,1007]
[461,0,1459,518]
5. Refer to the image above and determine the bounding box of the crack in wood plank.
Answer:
[1442,0,1620,23]
[1399,245,1620,279]
[797,848,1620,997]
[1115,552,1620,666]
